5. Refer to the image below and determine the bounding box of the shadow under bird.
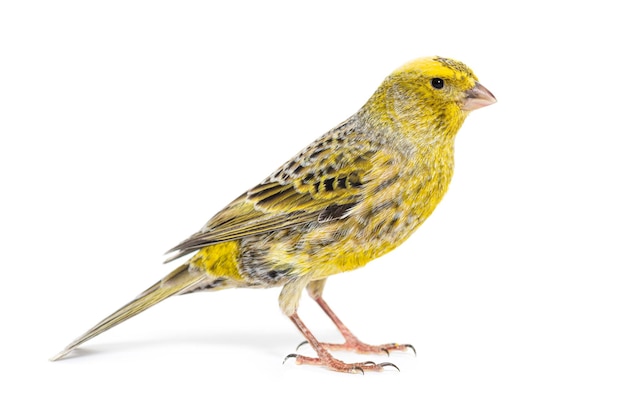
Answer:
[51,56,496,373]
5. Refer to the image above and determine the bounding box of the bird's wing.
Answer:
[165,127,379,262]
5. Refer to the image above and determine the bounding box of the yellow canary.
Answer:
[51,56,496,373]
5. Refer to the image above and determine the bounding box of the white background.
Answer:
[1,1,625,403]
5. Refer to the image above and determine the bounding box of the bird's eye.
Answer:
[431,78,444,89]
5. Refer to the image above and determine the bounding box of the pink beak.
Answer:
[462,82,497,111]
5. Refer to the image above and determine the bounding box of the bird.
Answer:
[50,56,496,373]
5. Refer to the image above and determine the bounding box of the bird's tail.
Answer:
[50,263,208,361]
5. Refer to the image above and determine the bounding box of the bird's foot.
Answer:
[297,339,415,356]
[283,352,399,374]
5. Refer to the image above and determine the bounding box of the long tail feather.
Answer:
[50,263,207,361]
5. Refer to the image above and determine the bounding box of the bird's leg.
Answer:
[304,279,415,356]
[281,278,396,373]
[312,295,415,355]
[285,312,398,373]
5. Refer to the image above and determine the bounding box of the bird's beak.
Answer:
[462,82,497,111]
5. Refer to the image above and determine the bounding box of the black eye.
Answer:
[431,78,444,89]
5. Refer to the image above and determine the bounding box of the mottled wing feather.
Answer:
[166,121,376,262]
[164,208,320,263]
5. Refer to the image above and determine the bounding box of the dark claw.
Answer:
[379,362,400,372]
[283,353,298,365]
[404,344,416,356]
[352,366,365,375]
[381,348,390,356]
[362,361,376,366]
[295,340,309,351]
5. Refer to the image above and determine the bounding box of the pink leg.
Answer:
[285,312,398,373]
[310,296,415,356]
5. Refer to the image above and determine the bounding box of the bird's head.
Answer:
[363,56,496,138]
[391,56,496,112]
